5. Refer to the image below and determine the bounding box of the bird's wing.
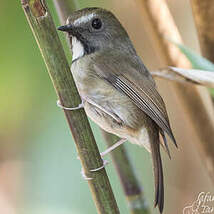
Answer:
[85,97,123,124]
[93,53,177,148]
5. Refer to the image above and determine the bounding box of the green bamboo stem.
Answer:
[21,1,120,213]
[52,1,151,213]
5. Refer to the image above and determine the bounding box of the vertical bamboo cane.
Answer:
[21,0,120,213]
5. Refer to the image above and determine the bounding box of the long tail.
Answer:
[149,123,164,213]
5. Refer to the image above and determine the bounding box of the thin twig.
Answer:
[135,0,214,184]
[151,70,186,83]
[151,67,214,87]
[21,1,120,213]
[53,1,151,213]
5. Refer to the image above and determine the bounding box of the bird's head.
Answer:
[58,7,130,60]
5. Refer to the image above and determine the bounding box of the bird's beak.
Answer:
[58,24,81,40]
[57,24,73,32]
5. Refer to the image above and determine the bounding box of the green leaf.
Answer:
[174,42,214,71]
[172,42,214,96]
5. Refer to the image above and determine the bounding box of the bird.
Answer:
[58,7,177,213]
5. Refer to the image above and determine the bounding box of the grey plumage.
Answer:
[58,7,177,213]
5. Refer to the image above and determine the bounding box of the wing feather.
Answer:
[93,54,177,148]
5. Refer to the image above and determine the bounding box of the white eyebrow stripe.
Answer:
[74,13,95,25]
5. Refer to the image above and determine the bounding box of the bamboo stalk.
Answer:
[21,1,120,213]
[53,0,77,24]
[135,0,214,182]
[53,1,150,213]
[191,0,214,62]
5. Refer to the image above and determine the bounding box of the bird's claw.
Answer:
[81,168,93,180]
[90,159,109,172]
[80,159,109,180]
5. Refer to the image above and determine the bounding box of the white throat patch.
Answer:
[72,36,84,61]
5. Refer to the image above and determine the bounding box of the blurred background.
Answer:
[0,0,213,213]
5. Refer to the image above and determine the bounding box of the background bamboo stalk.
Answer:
[191,0,214,62]
[53,0,77,24]
[21,0,120,213]
[102,131,150,214]
[53,1,150,213]
[135,0,214,183]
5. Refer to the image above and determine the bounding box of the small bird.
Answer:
[58,7,177,213]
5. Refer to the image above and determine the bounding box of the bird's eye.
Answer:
[91,18,102,30]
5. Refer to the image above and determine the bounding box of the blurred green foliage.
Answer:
[176,43,214,70]
[0,1,155,214]
[174,42,214,96]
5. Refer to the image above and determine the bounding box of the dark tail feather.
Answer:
[160,129,171,159]
[166,127,178,148]
[149,124,164,213]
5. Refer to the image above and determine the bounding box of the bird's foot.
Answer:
[78,138,127,181]
[90,159,109,172]
[80,159,109,180]
[57,99,84,110]
[80,168,93,180]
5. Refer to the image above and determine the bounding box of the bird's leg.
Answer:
[79,139,127,178]
[57,99,85,110]
[88,138,127,173]
[100,138,127,157]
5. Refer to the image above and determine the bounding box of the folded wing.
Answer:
[93,53,177,149]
